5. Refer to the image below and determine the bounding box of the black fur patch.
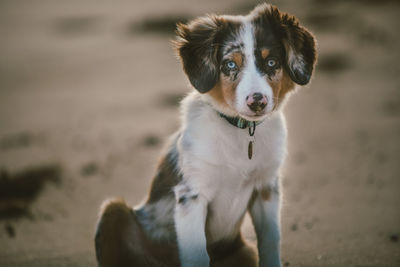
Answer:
[254,46,284,78]
[251,4,317,85]
[147,140,182,204]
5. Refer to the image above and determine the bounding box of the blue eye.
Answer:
[267,58,277,67]
[226,61,237,70]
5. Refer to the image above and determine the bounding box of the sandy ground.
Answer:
[0,0,399,266]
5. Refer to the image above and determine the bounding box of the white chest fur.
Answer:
[176,93,287,242]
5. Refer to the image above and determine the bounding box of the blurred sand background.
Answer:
[0,0,399,266]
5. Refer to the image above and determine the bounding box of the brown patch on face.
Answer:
[278,71,296,101]
[208,49,244,109]
[261,48,270,59]
[267,69,295,110]
[208,72,240,109]
[232,52,243,68]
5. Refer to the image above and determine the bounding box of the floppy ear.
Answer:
[252,4,317,85]
[281,20,317,85]
[175,16,223,93]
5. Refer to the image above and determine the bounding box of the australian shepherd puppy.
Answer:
[95,3,316,267]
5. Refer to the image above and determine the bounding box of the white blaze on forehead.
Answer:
[242,21,256,68]
[235,20,274,116]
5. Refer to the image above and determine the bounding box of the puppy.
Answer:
[95,3,316,267]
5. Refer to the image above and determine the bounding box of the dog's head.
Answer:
[175,3,317,120]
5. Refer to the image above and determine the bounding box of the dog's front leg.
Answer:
[174,183,209,267]
[249,184,282,267]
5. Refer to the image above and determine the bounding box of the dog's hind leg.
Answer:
[94,198,155,267]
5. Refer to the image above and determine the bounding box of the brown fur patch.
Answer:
[261,48,270,59]
[267,69,295,110]
[260,187,271,201]
[232,52,243,68]
[277,71,295,102]
[95,198,147,267]
[95,198,180,267]
[209,73,239,109]
[98,198,129,217]
[209,235,257,267]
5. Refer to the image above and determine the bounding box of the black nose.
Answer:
[252,92,263,102]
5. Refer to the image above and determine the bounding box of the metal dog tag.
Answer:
[248,122,256,160]
[248,141,253,159]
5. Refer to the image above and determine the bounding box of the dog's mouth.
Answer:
[236,102,274,121]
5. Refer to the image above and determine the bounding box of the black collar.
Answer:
[218,112,264,129]
[217,111,263,159]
